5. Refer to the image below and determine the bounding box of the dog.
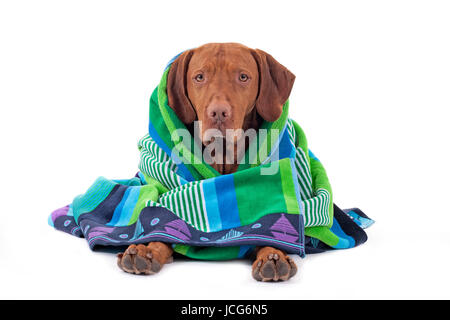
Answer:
[117,43,298,281]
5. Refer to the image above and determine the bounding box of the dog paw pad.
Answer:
[251,248,297,282]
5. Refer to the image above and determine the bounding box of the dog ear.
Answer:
[251,49,296,122]
[167,50,197,124]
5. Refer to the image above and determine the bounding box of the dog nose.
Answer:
[207,103,232,122]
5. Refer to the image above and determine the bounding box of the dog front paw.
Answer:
[252,247,297,282]
[117,242,173,275]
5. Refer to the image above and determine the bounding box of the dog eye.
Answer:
[194,74,204,82]
[239,73,249,82]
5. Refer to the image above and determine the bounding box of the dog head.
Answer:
[167,43,295,145]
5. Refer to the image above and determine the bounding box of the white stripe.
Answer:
[296,148,312,182]
[193,182,205,231]
[295,152,312,186]
[199,182,210,231]
[181,188,190,225]
[188,185,200,229]
[295,159,313,199]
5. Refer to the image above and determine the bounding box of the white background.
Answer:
[1,0,449,299]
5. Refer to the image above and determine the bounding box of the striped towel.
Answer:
[48,57,373,260]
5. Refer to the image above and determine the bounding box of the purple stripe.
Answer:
[90,226,115,233]
[51,205,70,223]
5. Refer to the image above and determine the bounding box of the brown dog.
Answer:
[117,43,298,281]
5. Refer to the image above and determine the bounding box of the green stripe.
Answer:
[279,159,300,214]
[234,161,288,225]
[174,245,241,261]
[129,185,159,225]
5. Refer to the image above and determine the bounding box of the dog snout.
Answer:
[206,103,232,123]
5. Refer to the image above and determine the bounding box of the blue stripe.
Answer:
[308,150,319,161]
[278,127,296,160]
[215,175,241,230]
[164,51,185,71]
[107,187,131,226]
[238,245,254,258]
[330,217,355,249]
[261,123,289,164]
[344,210,375,229]
[202,179,222,231]
[114,187,141,226]
[137,172,147,184]
[47,214,54,227]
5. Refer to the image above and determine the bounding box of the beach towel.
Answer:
[49,56,373,260]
